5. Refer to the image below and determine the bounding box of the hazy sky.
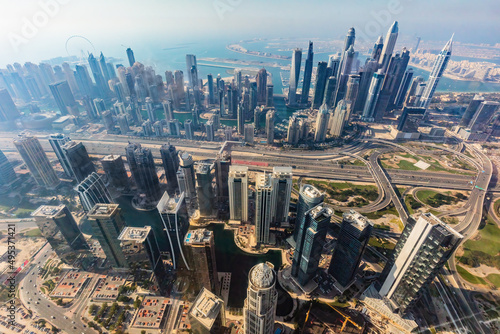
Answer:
[0,0,499,66]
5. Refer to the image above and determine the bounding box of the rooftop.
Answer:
[420,213,463,239]
[131,297,170,329]
[189,288,223,330]
[184,229,213,245]
[196,163,212,174]
[301,184,323,199]
[344,210,373,231]
[249,262,275,289]
[88,204,119,217]
[157,191,184,213]
[50,271,93,299]
[309,204,334,219]
[118,226,151,243]
[229,165,248,178]
[91,274,128,301]
[32,205,65,218]
[272,166,293,177]
[102,155,121,162]
[256,173,272,188]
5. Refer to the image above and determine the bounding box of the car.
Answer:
[51,316,55,319]
[29,280,32,283]
[64,316,68,319]
[27,302,30,304]
[47,305,50,307]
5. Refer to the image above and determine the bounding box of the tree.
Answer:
[134,297,142,309]
[141,331,146,334]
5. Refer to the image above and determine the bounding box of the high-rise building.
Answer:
[330,100,349,137]
[244,123,254,143]
[186,54,198,89]
[62,141,96,183]
[293,184,324,243]
[403,76,425,107]
[287,116,300,145]
[362,70,385,120]
[189,288,226,334]
[293,204,333,286]
[87,204,127,268]
[215,152,231,213]
[328,210,373,287]
[354,59,379,113]
[48,133,72,178]
[184,119,194,140]
[265,109,275,145]
[179,152,197,199]
[334,45,356,106]
[126,143,162,203]
[0,89,20,122]
[32,205,89,265]
[237,103,245,135]
[323,76,337,108]
[76,172,112,212]
[205,120,214,142]
[14,134,60,188]
[184,229,219,292]
[243,262,278,334]
[117,114,130,134]
[256,68,268,105]
[228,166,249,222]
[255,173,274,245]
[301,41,314,104]
[101,155,130,191]
[371,36,384,62]
[88,53,109,99]
[0,149,16,186]
[266,85,274,108]
[459,94,485,127]
[118,226,168,295]
[126,48,136,67]
[169,119,181,137]
[467,101,500,133]
[288,48,302,106]
[394,68,414,108]
[379,21,399,73]
[312,62,328,109]
[157,191,190,269]
[378,213,463,314]
[420,35,453,109]
[271,167,292,226]
[49,81,79,116]
[196,163,215,217]
[314,103,330,142]
[345,75,360,108]
[397,107,426,133]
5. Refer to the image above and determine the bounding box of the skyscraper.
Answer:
[288,48,302,106]
[394,68,414,108]
[189,288,226,334]
[126,48,136,67]
[179,151,197,199]
[266,84,274,107]
[49,81,79,116]
[76,172,113,212]
[0,89,20,122]
[265,109,275,145]
[205,120,214,141]
[184,119,194,140]
[243,262,278,334]
[353,59,379,113]
[14,134,60,188]
[157,191,190,269]
[215,151,231,214]
[255,173,274,245]
[371,36,384,62]
[334,45,356,106]
[186,54,198,89]
[237,103,245,135]
[88,53,109,99]
[314,103,330,142]
[87,204,127,268]
[328,210,373,287]
[379,21,399,73]
[101,155,130,191]
[362,70,386,120]
[312,62,328,109]
[126,143,162,203]
[330,100,349,137]
[271,167,292,226]
[287,116,300,145]
[293,204,333,286]
[459,94,485,127]
[0,149,16,186]
[196,163,215,217]
[184,229,219,292]
[62,141,96,183]
[228,166,249,222]
[244,123,255,143]
[467,101,500,133]
[301,41,314,105]
[32,205,90,265]
[397,107,426,133]
[323,76,337,108]
[256,69,268,105]
[48,133,72,178]
[293,184,324,243]
[378,213,463,314]
[118,226,168,295]
[420,35,453,109]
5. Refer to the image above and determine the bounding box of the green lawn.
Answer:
[23,228,42,237]
[415,189,440,204]
[486,274,500,288]
[456,265,487,285]
[364,205,399,220]
[397,159,421,171]
[369,237,396,250]
[494,199,500,216]
[304,179,379,204]
[463,219,500,257]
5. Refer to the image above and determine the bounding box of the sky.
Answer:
[0,0,499,67]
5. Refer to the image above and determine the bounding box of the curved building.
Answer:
[243,262,278,334]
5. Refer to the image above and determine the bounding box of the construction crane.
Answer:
[301,302,313,334]
[324,302,363,333]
